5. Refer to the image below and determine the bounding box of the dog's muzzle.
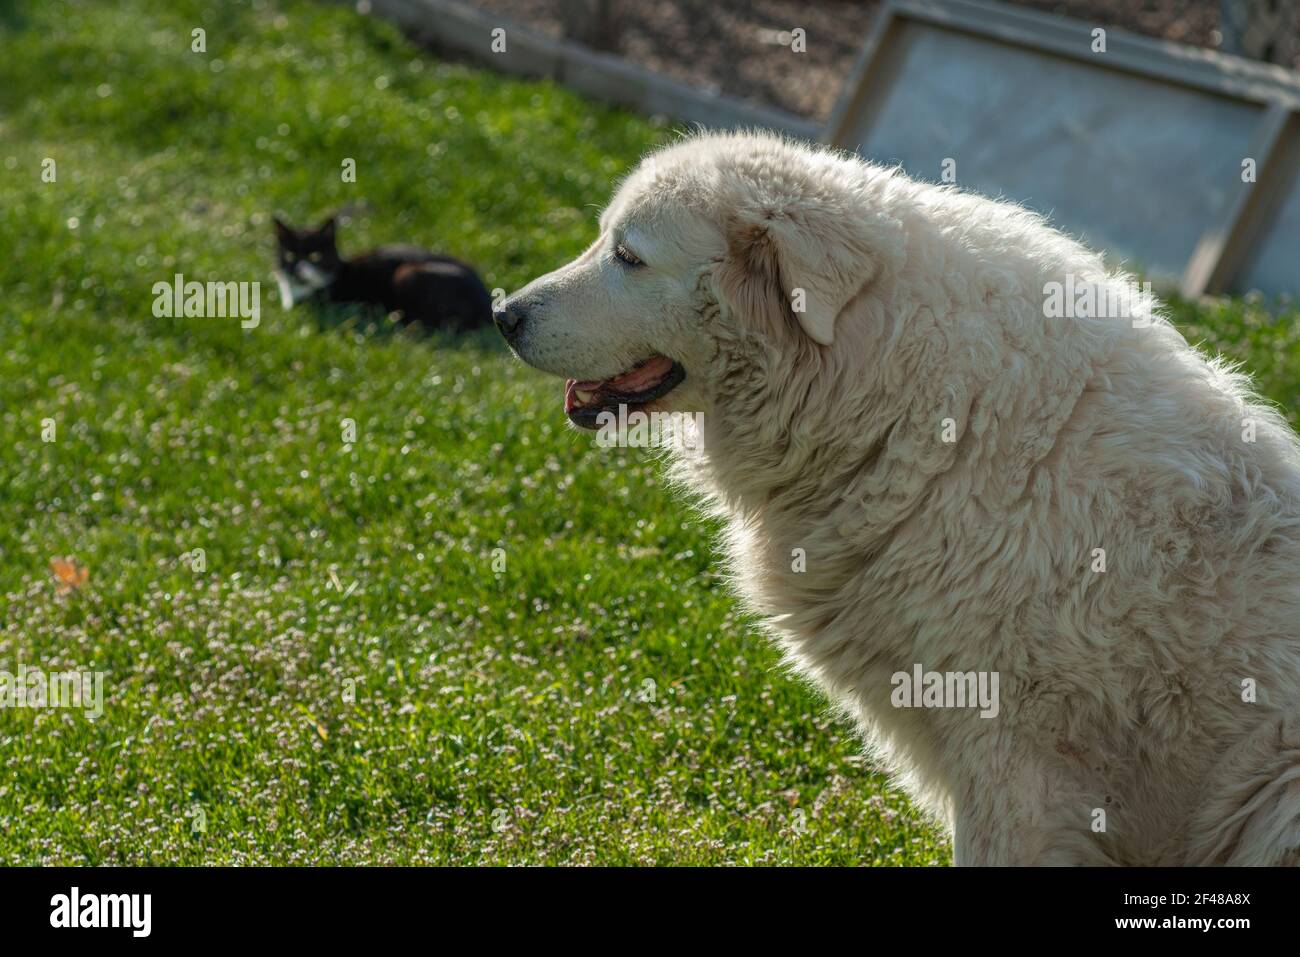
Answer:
[493,301,527,342]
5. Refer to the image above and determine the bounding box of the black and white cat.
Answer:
[273,215,493,332]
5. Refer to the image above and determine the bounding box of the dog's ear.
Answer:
[715,206,876,346]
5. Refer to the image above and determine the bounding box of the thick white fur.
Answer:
[503,131,1300,865]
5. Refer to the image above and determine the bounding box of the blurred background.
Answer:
[460,0,1300,119]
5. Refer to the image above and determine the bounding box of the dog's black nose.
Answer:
[493,302,527,340]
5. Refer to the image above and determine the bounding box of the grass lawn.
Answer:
[1,0,1297,865]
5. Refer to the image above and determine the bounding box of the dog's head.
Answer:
[495,132,897,433]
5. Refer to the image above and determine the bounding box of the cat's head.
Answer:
[273,215,341,307]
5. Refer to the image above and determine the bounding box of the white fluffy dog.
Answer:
[495,131,1300,865]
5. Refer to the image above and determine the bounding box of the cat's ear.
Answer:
[319,216,337,242]
[272,216,294,242]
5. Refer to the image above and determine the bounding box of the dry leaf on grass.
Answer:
[50,557,89,595]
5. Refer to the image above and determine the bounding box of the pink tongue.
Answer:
[575,355,673,393]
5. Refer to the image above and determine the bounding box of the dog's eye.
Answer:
[614,242,644,267]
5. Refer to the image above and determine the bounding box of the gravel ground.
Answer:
[461,0,1290,120]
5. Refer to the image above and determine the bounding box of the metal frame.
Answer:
[824,0,1300,298]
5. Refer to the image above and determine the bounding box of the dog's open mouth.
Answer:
[564,355,685,429]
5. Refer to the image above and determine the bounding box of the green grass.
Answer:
[1,0,1296,866]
